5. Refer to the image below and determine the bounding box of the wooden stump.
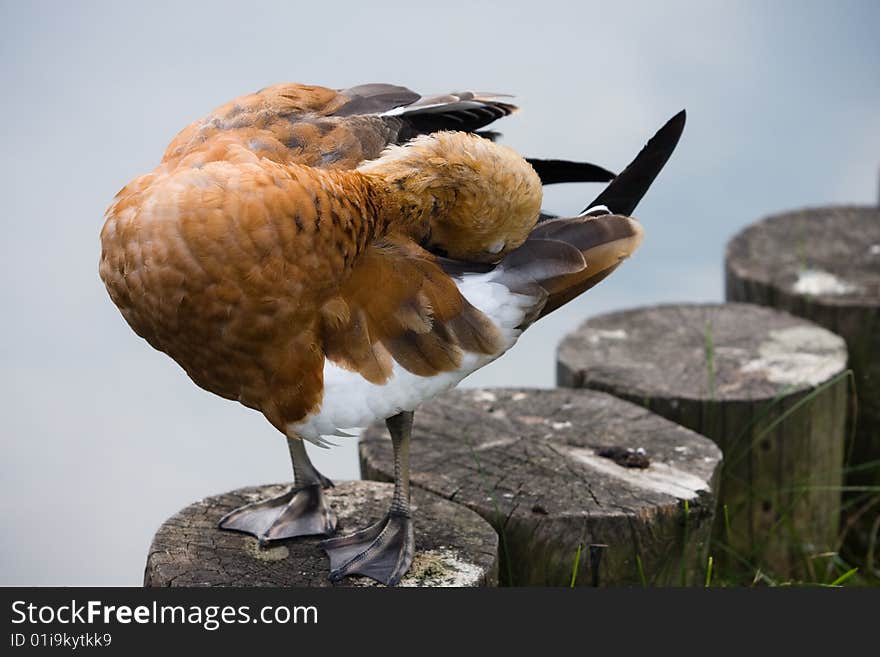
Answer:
[726,206,880,563]
[360,388,722,587]
[557,302,849,580]
[144,480,498,587]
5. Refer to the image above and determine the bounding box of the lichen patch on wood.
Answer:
[740,325,847,387]
[242,538,289,562]
[588,328,629,343]
[793,269,858,296]
[397,549,484,587]
[569,447,709,499]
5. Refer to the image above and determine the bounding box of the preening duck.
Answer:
[100,81,684,585]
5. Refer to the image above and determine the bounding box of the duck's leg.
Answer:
[321,411,415,586]
[219,437,337,543]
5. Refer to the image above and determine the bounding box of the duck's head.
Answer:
[360,132,542,263]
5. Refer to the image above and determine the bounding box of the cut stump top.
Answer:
[557,302,847,402]
[726,206,880,308]
[361,388,722,524]
[145,480,498,587]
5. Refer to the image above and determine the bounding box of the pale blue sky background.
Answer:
[1,0,878,584]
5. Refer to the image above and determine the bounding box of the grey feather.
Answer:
[334,84,421,117]
[495,238,587,295]
[530,214,639,253]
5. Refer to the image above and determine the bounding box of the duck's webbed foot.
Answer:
[219,438,337,543]
[219,482,337,544]
[321,512,414,586]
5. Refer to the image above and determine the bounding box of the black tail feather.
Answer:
[584,110,686,215]
[526,158,616,185]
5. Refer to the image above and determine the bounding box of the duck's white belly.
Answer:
[288,272,537,442]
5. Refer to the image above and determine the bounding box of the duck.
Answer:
[99,81,685,586]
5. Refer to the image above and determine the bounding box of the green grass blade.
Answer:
[636,554,647,588]
[570,543,582,588]
[828,568,859,587]
[681,499,690,586]
[704,320,716,401]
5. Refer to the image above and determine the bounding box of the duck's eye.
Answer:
[487,240,505,255]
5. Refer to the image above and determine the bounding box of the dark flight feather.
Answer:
[526,158,616,185]
[583,110,686,215]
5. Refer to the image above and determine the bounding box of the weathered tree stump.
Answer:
[557,302,849,580]
[726,206,880,562]
[144,480,498,587]
[360,388,722,587]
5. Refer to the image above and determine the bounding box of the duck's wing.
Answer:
[161,82,613,184]
[338,84,518,135]
[340,84,616,184]
[161,83,519,171]
[320,234,504,383]
[433,213,643,328]
[497,214,645,321]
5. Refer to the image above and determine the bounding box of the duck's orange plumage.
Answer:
[100,80,684,584]
[101,83,538,433]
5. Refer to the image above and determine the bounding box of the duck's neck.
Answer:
[359,172,451,246]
